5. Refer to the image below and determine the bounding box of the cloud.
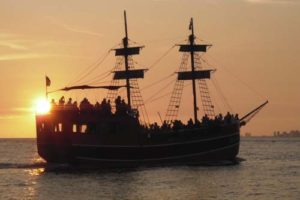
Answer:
[14,107,33,113]
[0,31,84,61]
[46,16,103,37]
[0,31,29,50]
[0,115,25,120]
[0,53,42,61]
[0,107,33,120]
[0,32,19,38]
[0,41,28,50]
[0,30,77,51]
[0,52,90,61]
[61,24,103,37]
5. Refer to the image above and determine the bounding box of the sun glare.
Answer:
[35,98,51,115]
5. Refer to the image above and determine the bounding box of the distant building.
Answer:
[245,132,252,137]
[273,130,300,137]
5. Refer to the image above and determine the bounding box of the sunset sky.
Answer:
[0,0,299,137]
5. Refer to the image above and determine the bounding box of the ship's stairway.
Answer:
[195,53,215,118]
[107,56,123,111]
[164,53,189,123]
[128,56,149,125]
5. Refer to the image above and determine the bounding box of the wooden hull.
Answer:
[36,123,240,167]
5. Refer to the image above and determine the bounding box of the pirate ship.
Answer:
[36,11,268,167]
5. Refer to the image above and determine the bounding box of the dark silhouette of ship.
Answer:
[36,11,268,167]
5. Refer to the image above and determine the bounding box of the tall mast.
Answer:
[166,18,214,123]
[112,11,146,113]
[123,10,131,108]
[189,18,198,123]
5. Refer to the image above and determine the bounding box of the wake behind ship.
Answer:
[36,11,268,167]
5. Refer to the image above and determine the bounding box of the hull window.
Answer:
[58,123,63,132]
[80,124,87,133]
[73,124,77,133]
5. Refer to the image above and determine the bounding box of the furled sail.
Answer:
[59,85,128,91]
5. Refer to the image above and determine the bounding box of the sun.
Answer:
[35,98,51,115]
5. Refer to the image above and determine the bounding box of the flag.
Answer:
[46,76,51,87]
[189,18,193,30]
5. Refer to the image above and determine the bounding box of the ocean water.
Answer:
[0,137,299,200]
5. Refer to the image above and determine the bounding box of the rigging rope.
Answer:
[88,80,112,85]
[129,36,186,46]
[127,38,139,45]
[67,42,122,87]
[140,73,175,91]
[147,45,176,71]
[199,56,212,69]
[145,82,192,105]
[84,70,112,85]
[69,51,111,86]
[196,54,230,114]
[244,109,260,123]
[67,51,109,86]
[195,37,211,46]
[240,100,268,123]
[144,78,176,104]
[211,77,233,112]
[205,54,267,101]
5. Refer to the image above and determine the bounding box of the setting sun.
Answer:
[35,98,51,115]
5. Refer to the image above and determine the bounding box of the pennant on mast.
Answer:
[189,18,193,30]
[46,76,51,87]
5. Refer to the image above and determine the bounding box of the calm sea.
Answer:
[0,137,299,200]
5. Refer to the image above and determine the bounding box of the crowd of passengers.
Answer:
[50,96,239,130]
[50,96,136,117]
[147,113,240,132]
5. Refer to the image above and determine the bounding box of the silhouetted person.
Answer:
[216,114,223,123]
[120,99,128,115]
[173,120,183,131]
[72,101,79,112]
[150,122,160,132]
[101,98,112,116]
[115,96,122,113]
[65,98,73,110]
[94,101,101,110]
[79,98,93,114]
[187,118,193,129]
[67,98,72,104]
[59,96,65,107]
[101,98,107,107]
[234,114,239,121]
[202,114,209,127]
[225,112,232,124]
[94,101,102,116]
[195,119,201,128]
[50,99,58,111]
[161,121,169,131]
[51,98,56,105]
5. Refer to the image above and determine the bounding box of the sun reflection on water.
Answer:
[23,166,45,199]
[27,167,45,176]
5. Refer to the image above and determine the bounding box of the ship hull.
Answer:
[73,137,239,167]
[36,124,240,167]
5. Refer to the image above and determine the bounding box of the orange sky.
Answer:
[0,0,299,137]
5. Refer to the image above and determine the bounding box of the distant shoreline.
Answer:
[273,130,300,137]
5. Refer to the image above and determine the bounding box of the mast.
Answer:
[189,18,198,123]
[123,11,131,108]
[166,18,214,123]
[111,11,146,113]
